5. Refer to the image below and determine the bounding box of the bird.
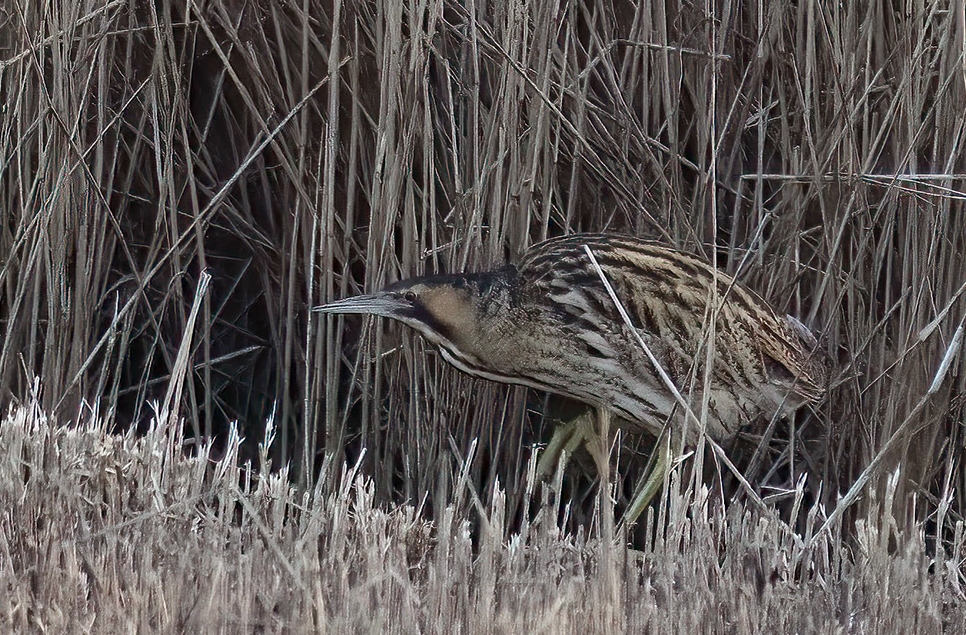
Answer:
[313,233,827,522]
[315,234,826,435]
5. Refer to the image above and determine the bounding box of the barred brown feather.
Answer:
[314,233,827,441]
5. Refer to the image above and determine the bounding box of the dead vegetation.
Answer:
[1,403,962,633]
[1,0,966,631]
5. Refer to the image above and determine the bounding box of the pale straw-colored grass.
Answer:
[0,402,962,633]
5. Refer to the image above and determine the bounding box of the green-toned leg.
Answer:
[619,429,673,529]
[537,409,677,531]
[536,409,596,478]
[537,408,619,535]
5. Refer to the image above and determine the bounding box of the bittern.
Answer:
[314,233,826,523]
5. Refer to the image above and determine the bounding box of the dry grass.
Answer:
[1,402,962,633]
[2,0,966,629]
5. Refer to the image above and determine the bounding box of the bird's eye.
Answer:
[404,290,418,302]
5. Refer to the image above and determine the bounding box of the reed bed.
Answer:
[1,0,966,630]
[0,402,961,633]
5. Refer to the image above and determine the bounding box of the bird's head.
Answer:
[313,268,516,373]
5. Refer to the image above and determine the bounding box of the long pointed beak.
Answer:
[311,293,410,319]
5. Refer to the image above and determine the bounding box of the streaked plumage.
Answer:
[314,233,827,442]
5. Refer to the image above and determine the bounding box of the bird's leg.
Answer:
[539,410,678,531]
[536,409,596,478]
[620,428,673,530]
[536,407,620,539]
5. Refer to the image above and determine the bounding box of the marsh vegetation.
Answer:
[1,0,965,631]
